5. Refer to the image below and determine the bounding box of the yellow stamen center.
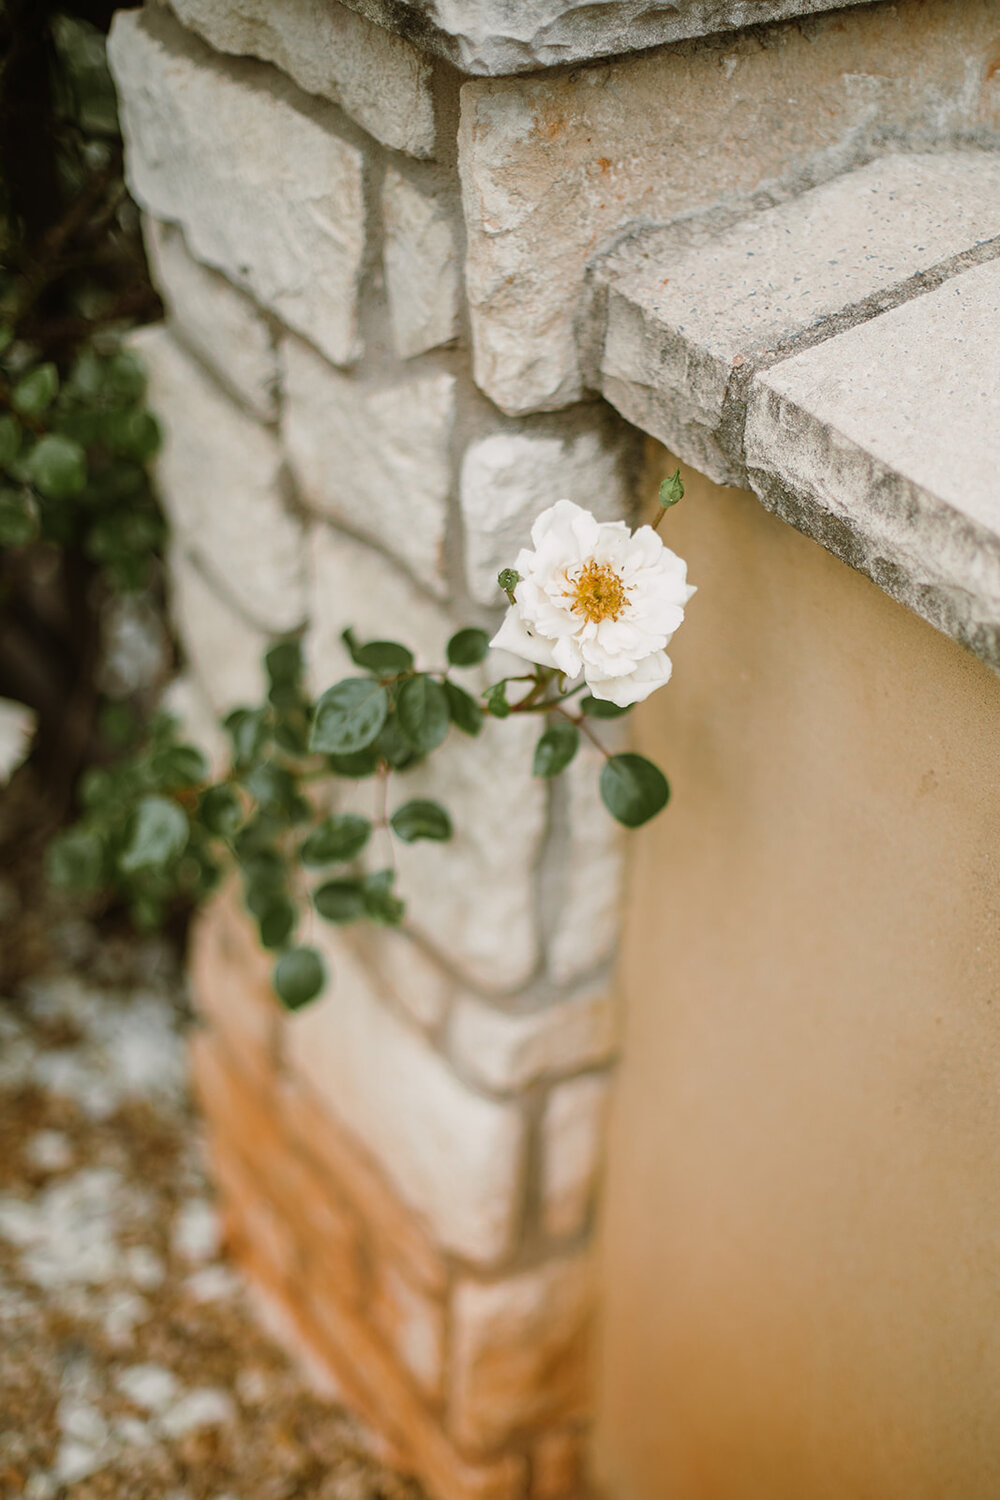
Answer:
[566,559,629,624]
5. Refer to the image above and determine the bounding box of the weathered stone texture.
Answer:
[133,326,306,634]
[332,0,873,75]
[593,152,1000,485]
[373,1257,447,1399]
[448,986,616,1094]
[449,1256,593,1452]
[458,1,1000,414]
[284,925,526,1265]
[142,217,278,422]
[282,336,455,595]
[166,0,436,156]
[547,740,626,985]
[160,672,229,773]
[530,1427,585,1500]
[459,414,635,605]
[383,167,463,359]
[166,549,269,716]
[745,258,1000,667]
[109,8,367,367]
[540,1073,611,1240]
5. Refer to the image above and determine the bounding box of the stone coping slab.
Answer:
[588,150,1000,671]
[335,0,872,75]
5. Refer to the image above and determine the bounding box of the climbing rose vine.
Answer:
[50,475,692,1012]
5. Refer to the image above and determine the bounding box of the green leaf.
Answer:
[446,628,490,667]
[374,714,418,770]
[444,680,483,737]
[396,675,449,754]
[310,678,388,755]
[362,868,405,926]
[119,795,190,873]
[533,721,580,778]
[239,848,285,899]
[199,784,243,838]
[599,753,670,828]
[342,628,414,676]
[658,469,684,508]
[26,434,88,500]
[0,413,21,468]
[224,707,269,767]
[327,746,380,778]
[12,363,58,416]
[313,879,365,924]
[390,799,453,844]
[103,407,161,461]
[150,743,210,790]
[257,897,296,950]
[104,350,147,403]
[265,640,303,687]
[245,761,299,811]
[580,694,632,720]
[485,681,510,719]
[274,946,325,1010]
[0,494,37,546]
[46,827,105,892]
[300,814,372,866]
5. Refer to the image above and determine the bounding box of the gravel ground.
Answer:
[0,947,423,1500]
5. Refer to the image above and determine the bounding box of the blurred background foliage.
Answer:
[0,0,174,985]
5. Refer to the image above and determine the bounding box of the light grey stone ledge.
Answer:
[334,0,872,76]
[587,151,1000,671]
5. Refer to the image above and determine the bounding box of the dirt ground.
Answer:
[0,930,423,1500]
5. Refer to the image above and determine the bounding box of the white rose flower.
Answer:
[490,499,696,708]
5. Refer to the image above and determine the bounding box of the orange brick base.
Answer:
[189,894,594,1500]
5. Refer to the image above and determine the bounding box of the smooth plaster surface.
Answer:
[593,447,1000,1500]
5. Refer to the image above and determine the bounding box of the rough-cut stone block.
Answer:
[109,9,366,366]
[449,1256,593,1453]
[166,548,268,716]
[458,6,1000,413]
[593,153,1000,485]
[540,1073,611,1240]
[530,1428,585,1500]
[359,926,454,1033]
[167,0,435,156]
[335,0,873,75]
[448,986,616,1095]
[459,413,635,604]
[160,672,229,774]
[189,888,280,1081]
[283,336,455,595]
[547,740,625,985]
[306,524,548,992]
[142,217,277,421]
[133,325,306,633]
[282,1078,448,1296]
[745,258,1000,671]
[284,925,526,1265]
[382,167,462,359]
[373,1257,447,1401]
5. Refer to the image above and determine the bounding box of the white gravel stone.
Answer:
[547,739,626,984]
[171,1198,221,1264]
[55,1440,105,1485]
[143,217,278,422]
[109,9,367,366]
[167,549,269,717]
[133,325,306,635]
[125,1245,166,1289]
[382,167,462,359]
[448,983,617,1093]
[117,1363,182,1413]
[183,1264,241,1302]
[459,417,634,604]
[285,927,526,1265]
[167,0,435,156]
[282,335,455,597]
[25,1130,74,1174]
[159,1387,237,1437]
[103,1288,152,1345]
[540,1072,611,1238]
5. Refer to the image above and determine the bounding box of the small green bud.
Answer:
[658,469,684,509]
[485,681,511,719]
[497,568,520,596]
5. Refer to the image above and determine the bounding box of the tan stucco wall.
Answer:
[593,447,1000,1500]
